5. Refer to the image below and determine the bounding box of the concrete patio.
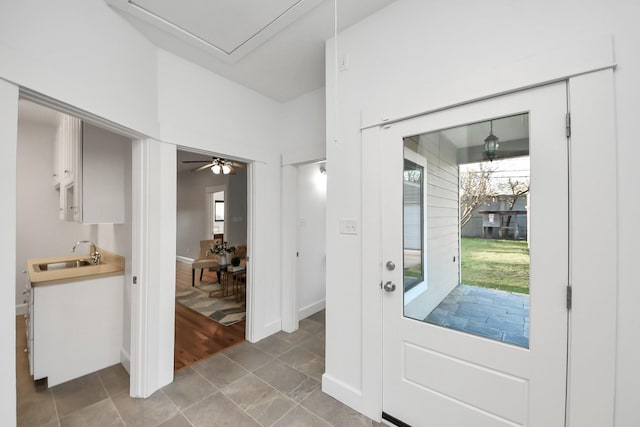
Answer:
[424,284,530,347]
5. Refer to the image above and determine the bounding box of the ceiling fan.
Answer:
[182,157,246,175]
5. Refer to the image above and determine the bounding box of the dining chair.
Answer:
[190,239,222,286]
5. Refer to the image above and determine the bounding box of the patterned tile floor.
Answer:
[16,311,384,427]
[424,284,530,347]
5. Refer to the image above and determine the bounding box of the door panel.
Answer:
[382,83,568,426]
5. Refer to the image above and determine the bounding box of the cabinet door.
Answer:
[81,123,127,224]
[54,115,81,221]
[60,115,81,187]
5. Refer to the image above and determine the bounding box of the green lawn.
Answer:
[461,237,530,294]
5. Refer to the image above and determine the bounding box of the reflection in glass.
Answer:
[403,159,424,292]
[402,113,531,348]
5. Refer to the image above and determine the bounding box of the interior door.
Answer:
[381,83,568,426]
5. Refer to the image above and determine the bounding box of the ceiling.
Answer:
[106,0,397,102]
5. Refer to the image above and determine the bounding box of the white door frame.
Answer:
[359,68,617,425]
[130,138,177,396]
[0,78,19,427]
[281,159,328,333]
[281,164,299,332]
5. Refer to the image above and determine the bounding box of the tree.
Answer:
[459,163,496,228]
[459,159,530,235]
[500,177,530,231]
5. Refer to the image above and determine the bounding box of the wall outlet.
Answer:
[339,219,358,235]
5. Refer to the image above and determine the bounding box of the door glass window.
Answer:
[403,113,531,348]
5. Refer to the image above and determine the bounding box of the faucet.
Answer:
[72,240,101,265]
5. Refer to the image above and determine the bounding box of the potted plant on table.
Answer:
[208,241,236,266]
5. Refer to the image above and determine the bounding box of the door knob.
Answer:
[383,281,396,292]
[386,261,396,271]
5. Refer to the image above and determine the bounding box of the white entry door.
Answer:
[381,83,569,426]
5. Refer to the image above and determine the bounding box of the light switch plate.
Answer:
[339,219,358,235]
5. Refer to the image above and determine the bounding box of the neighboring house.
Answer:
[0,1,637,426]
[462,195,528,240]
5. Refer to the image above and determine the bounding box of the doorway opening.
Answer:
[15,97,134,421]
[174,149,249,371]
[296,161,327,321]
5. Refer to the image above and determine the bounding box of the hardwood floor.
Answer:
[174,261,245,371]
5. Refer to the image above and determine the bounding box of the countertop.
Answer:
[27,248,125,286]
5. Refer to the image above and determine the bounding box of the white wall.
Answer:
[281,87,326,165]
[176,167,247,259]
[324,0,639,424]
[156,49,286,340]
[296,162,327,319]
[0,0,159,137]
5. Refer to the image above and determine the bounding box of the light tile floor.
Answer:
[17,311,384,427]
[424,284,530,347]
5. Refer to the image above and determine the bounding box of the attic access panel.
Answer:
[108,0,322,62]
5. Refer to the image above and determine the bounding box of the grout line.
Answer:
[94,369,127,426]
[156,389,186,426]
[269,403,301,426]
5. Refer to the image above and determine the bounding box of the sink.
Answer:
[35,260,95,272]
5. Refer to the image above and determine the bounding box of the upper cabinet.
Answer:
[53,116,128,224]
[53,116,81,220]
[52,115,81,190]
[81,123,128,224]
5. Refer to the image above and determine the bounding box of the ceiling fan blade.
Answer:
[230,161,246,168]
[182,160,212,163]
[191,163,214,173]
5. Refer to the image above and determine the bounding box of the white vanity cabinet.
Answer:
[29,276,123,387]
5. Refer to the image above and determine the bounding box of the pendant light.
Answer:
[484,120,499,161]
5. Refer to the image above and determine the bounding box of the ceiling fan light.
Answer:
[222,164,232,174]
[211,164,222,174]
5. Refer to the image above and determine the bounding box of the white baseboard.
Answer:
[298,299,326,320]
[15,304,27,316]
[248,318,282,343]
[176,256,194,264]
[120,349,130,374]
[322,373,366,416]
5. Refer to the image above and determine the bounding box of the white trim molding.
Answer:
[130,138,177,398]
[566,68,617,427]
[281,164,298,332]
